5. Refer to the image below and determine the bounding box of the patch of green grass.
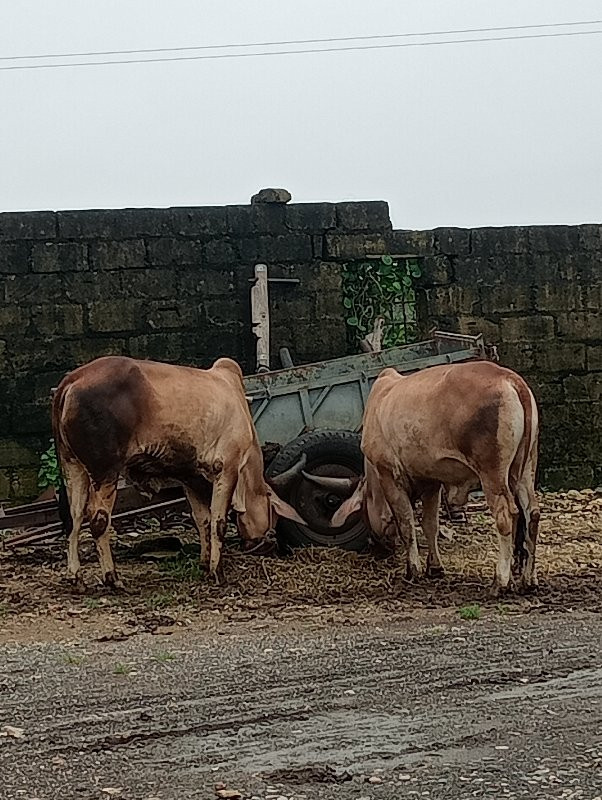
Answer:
[160,554,205,582]
[496,603,511,616]
[458,604,482,621]
[83,597,101,610]
[153,651,176,664]
[0,602,8,617]
[145,592,176,610]
[113,662,132,676]
[62,653,84,666]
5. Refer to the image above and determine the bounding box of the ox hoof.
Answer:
[516,577,539,596]
[426,564,445,579]
[102,572,127,593]
[405,563,421,582]
[489,580,511,599]
[210,565,224,586]
[67,573,86,594]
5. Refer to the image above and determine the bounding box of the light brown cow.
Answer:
[52,355,305,588]
[305,361,540,593]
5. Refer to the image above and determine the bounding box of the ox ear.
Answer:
[330,482,365,528]
[267,488,307,525]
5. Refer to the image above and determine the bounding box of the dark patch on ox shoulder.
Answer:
[66,363,150,484]
[458,396,501,461]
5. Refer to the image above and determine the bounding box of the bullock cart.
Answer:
[2,330,495,552]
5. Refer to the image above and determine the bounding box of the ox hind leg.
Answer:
[421,484,444,578]
[480,474,519,594]
[515,444,541,592]
[209,469,238,583]
[87,481,121,589]
[378,469,421,580]
[62,460,89,590]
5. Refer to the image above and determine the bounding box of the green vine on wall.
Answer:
[38,441,63,491]
[342,255,422,350]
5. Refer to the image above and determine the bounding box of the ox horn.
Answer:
[301,471,360,497]
[268,453,307,490]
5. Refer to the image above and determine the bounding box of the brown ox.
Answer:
[52,355,305,588]
[305,361,540,593]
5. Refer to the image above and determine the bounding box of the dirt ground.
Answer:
[1,491,601,799]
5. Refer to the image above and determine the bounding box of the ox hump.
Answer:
[212,357,244,379]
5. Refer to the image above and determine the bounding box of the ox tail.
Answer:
[508,377,537,572]
[51,382,73,537]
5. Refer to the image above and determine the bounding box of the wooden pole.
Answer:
[251,263,270,372]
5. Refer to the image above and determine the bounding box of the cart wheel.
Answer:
[266,429,369,551]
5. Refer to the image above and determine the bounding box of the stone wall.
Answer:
[392,225,601,489]
[0,198,391,500]
[0,197,599,500]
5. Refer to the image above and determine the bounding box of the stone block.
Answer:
[31,304,84,336]
[387,230,435,256]
[434,228,470,256]
[471,227,529,256]
[557,311,601,342]
[270,288,315,322]
[335,201,392,231]
[0,439,38,467]
[577,224,602,251]
[30,242,87,273]
[251,188,291,204]
[229,204,288,236]
[584,281,602,310]
[88,300,145,332]
[0,211,56,241]
[57,208,173,239]
[179,266,236,297]
[428,285,480,316]
[521,376,564,405]
[586,346,602,370]
[563,374,602,401]
[146,301,199,331]
[535,283,584,312]
[315,290,345,320]
[528,225,581,253]
[542,464,594,490]
[311,235,324,259]
[0,242,31,274]
[62,270,120,303]
[67,338,128,366]
[127,332,185,362]
[0,305,30,331]
[536,252,601,283]
[204,238,239,265]
[499,342,586,373]
[303,262,342,294]
[4,273,64,305]
[122,268,176,299]
[419,256,453,286]
[170,206,228,237]
[89,240,146,271]
[285,204,337,232]
[240,234,313,263]
[146,238,204,266]
[456,316,500,344]
[481,284,532,315]
[324,233,388,260]
[500,315,554,342]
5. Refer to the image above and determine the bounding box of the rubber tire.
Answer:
[266,429,369,552]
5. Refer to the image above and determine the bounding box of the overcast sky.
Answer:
[2,0,601,229]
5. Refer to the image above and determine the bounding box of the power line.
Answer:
[1,18,601,62]
[1,28,601,72]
